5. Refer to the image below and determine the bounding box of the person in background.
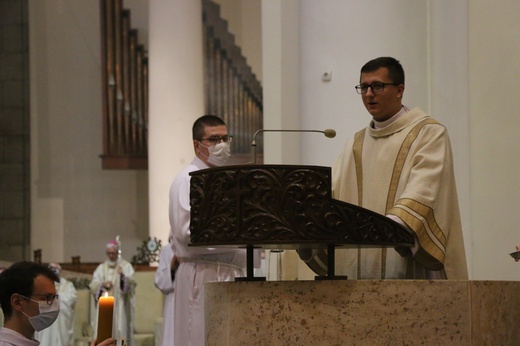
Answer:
[301,57,468,280]
[154,237,177,346]
[89,240,135,346]
[0,261,59,346]
[169,115,246,345]
[34,263,77,346]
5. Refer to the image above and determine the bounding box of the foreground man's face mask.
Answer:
[20,295,60,331]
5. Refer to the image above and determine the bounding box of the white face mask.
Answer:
[199,141,231,166]
[21,296,60,331]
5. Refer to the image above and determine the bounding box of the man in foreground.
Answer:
[34,263,77,346]
[0,261,60,345]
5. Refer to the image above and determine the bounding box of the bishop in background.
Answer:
[89,239,136,346]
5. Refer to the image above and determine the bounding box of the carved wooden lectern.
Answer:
[189,165,413,280]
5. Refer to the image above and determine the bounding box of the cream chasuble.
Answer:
[306,107,468,280]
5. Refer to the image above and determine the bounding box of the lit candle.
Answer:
[97,294,114,343]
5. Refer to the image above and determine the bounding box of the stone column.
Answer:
[148,0,204,245]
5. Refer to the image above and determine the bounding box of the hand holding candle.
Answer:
[97,294,114,343]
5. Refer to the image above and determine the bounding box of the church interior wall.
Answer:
[467,0,520,280]
[28,0,148,263]
[2,0,518,281]
[0,0,30,261]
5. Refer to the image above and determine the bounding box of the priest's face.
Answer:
[360,67,404,122]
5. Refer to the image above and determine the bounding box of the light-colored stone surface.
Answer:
[469,281,520,344]
[206,280,520,345]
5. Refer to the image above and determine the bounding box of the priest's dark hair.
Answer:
[360,57,405,85]
[192,115,226,141]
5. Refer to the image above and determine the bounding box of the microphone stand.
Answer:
[251,129,336,164]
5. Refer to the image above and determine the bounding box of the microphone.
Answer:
[323,129,336,138]
[251,128,336,164]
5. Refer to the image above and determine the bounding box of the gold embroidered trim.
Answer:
[389,198,447,267]
[383,118,441,273]
[352,129,365,276]
[353,129,365,206]
[385,118,439,212]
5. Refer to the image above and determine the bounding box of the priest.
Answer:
[301,57,468,280]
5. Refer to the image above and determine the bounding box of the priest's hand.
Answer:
[102,281,113,290]
[91,337,116,346]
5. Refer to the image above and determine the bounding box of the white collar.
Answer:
[372,105,409,129]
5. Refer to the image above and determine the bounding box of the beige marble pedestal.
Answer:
[205,280,520,345]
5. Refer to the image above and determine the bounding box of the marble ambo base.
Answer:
[205,280,520,345]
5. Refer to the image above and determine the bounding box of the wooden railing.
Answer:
[202,0,263,161]
[100,0,148,169]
